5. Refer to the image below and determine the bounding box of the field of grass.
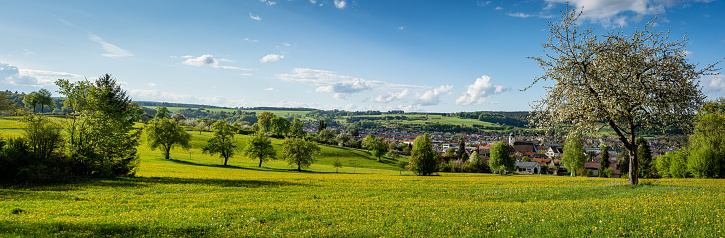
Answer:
[2,118,725,237]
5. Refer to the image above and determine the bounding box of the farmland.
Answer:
[2,120,725,237]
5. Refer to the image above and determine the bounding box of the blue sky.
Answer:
[1,0,723,112]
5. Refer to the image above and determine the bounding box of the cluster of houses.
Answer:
[352,128,679,177]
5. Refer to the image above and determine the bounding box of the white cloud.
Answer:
[508,12,533,18]
[495,6,503,10]
[310,0,316,3]
[24,49,34,55]
[456,75,508,106]
[148,82,156,87]
[260,54,284,63]
[277,68,426,99]
[703,74,725,94]
[244,38,259,43]
[544,0,706,26]
[181,54,251,70]
[282,42,291,47]
[397,26,405,30]
[264,87,276,91]
[334,0,346,9]
[416,85,453,106]
[249,13,261,21]
[373,89,410,103]
[0,62,82,86]
[477,1,491,7]
[259,0,276,6]
[87,33,133,58]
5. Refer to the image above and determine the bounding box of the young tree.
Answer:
[636,137,654,178]
[242,132,276,167]
[408,134,438,176]
[599,144,611,178]
[22,114,63,160]
[562,132,586,176]
[456,140,466,160]
[362,134,387,162]
[333,158,343,173]
[489,141,514,174]
[256,111,275,132]
[655,152,673,178]
[202,120,237,166]
[22,91,37,113]
[282,137,320,171]
[526,6,718,184]
[145,118,191,160]
[35,89,54,114]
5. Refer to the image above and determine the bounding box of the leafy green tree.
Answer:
[145,118,191,160]
[22,91,37,113]
[599,144,611,178]
[521,156,531,162]
[362,134,387,162]
[282,137,320,171]
[687,98,725,178]
[171,112,186,123]
[256,111,275,132]
[408,134,438,176]
[202,120,237,166]
[271,116,291,137]
[290,118,306,138]
[22,114,63,160]
[0,93,18,115]
[636,137,654,178]
[655,152,673,178]
[489,141,514,174]
[445,147,456,157]
[456,140,466,160]
[318,119,326,133]
[35,89,54,113]
[527,6,716,184]
[242,132,276,167]
[669,150,690,178]
[56,74,141,177]
[561,132,586,176]
[155,106,170,119]
[317,128,337,144]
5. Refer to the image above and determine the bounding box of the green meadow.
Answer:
[1,119,724,237]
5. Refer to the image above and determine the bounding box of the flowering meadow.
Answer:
[1,126,724,237]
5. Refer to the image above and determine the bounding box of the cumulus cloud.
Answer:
[181,54,251,70]
[249,13,261,21]
[544,0,709,26]
[702,74,725,95]
[456,75,508,106]
[416,85,453,106]
[260,54,284,63]
[373,89,410,103]
[334,0,346,9]
[277,68,426,99]
[0,62,82,86]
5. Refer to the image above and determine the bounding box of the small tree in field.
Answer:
[202,120,237,166]
[242,132,276,167]
[362,134,387,162]
[145,118,191,160]
[333,158,343,173]
[408,134,438,176]
[526,6,719,184]
[489,141,514,174]
[282,137,320,171]
[562,132,586,176]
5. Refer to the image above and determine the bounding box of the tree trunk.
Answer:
[628,126,639,185]
[224,157,228,166]
[165,148,171,160]
[258,159,262,167]
[298,163,301,171]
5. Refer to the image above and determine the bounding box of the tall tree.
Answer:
[456,140,467,160]
[22,91,37,113]
[687,98,725,178]
[242,132,276,167]
[55,74,141,177]
[145,118,191,160]
[408,134,438,176]
[489,141,514,174]
[35,89,53,114]
[599,144,610,177]
[271,116,291,138]
[526,7,717,184]
[202,120,237,166]
[561,132,586,176]
[636,137,654,178]
[318,119,326,133]
[362,134,387,162]
[256,111,275,132]
[282,137,320,171]
[0,93,18,114]
[155,106,171,119]
[290,118,306,138]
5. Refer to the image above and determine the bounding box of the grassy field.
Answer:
[2,119,725,237]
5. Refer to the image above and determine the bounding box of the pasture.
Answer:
[1,119,724,237]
